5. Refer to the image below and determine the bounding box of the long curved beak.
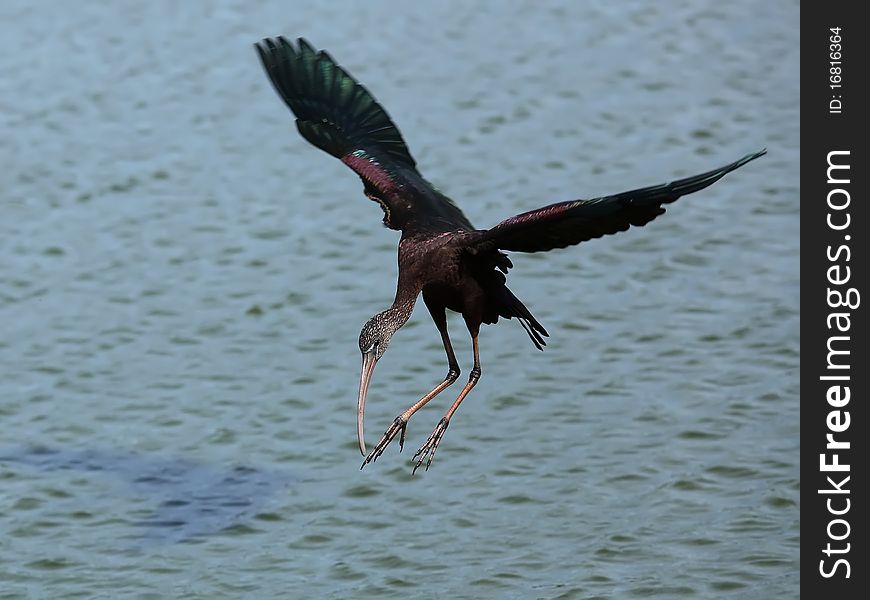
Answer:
[357,350,377,455]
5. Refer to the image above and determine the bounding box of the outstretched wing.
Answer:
[255,37,473,233]
[473,150,766,253]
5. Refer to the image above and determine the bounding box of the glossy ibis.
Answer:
[254,37,765,473]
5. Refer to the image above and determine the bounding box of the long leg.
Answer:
[361,303,460,468]
[413,332,481,474]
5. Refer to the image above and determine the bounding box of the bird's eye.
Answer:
[364,342,377,353]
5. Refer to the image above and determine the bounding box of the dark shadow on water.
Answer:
[0,445,295,546]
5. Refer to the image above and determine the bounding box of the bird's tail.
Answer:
[496,285,549,350]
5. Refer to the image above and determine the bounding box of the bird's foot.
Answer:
[361,416,408,469]
[412,417,449,475]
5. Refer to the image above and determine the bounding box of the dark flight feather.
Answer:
[474,149,766,253]
[255,37,473,234]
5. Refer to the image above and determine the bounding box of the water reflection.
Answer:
[0,445,294,545]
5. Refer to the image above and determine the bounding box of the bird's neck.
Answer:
[381,296,416,336]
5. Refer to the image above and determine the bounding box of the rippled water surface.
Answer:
[2,1,798,597]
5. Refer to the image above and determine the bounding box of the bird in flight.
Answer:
[254,37,765,474]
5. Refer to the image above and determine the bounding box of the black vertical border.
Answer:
[802,3,867,597]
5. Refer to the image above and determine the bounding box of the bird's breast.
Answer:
[422,282,466,313]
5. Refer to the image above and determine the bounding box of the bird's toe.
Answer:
[411,417,450,474]
[361,415,408,469]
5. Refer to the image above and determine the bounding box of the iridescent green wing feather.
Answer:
[255,37,473,233]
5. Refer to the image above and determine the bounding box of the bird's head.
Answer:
[356,307,407,455]
[358,313,394,361]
